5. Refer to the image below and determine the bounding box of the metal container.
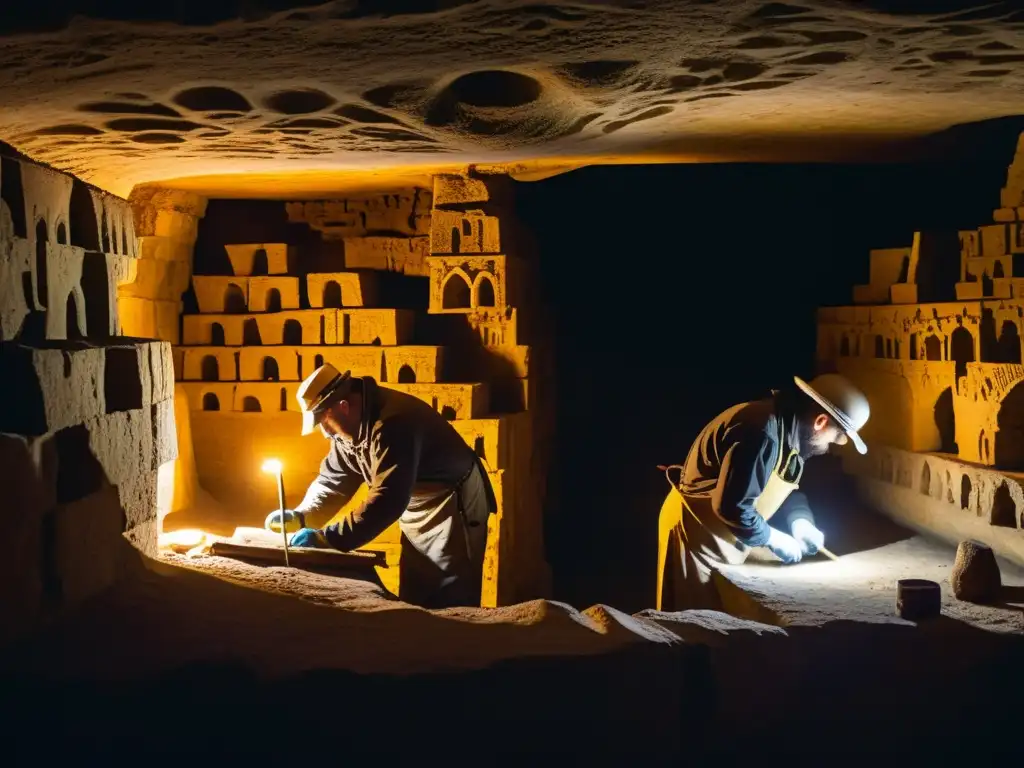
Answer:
[896,578,941,620]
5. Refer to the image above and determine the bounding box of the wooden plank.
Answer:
[210,540,388,572]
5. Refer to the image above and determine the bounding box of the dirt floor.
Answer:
[2,460,1024,762]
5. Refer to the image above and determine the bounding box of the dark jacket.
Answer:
[678,394,815,548]
[295,377,494,551]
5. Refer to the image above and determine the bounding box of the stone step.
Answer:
[180,308,415,346]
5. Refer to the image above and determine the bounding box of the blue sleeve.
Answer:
[710,431,774,547]
[323,417,420,552]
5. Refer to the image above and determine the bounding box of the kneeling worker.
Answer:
[656,374,870,612]
[270,363,496,609]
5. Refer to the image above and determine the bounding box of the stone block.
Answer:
[238,346,302,382]
[149,341,175,404]
[430,208,501,255]
[184,310,337,346]
[0,236,32,341]
[125,517,159,559]
[116,257,191,302]
[993,208,1024,223]
[248,276,300,312]
[104,345,146,413]
[181,314,244,346]
[889,283,918,304]
[388,382,489,420]
[481,345,530,379]
[152,398,178,467]
[853,284,889,305]
[433,173,513,208]
[154,209,199,241]
[451,417,518,470]
[384,346,443,384]
[950,539,1002,603]
[233,382,300,413]
[343,236,429,276]
[979,224,1009,257]
[180,346,238,382]
[43,243,87,340]
[297,346,384,380]
[955,281,984,301]
[86,407,155,486]
[340,308,414,345]
[0,342,105,436]
[52,484,125,604]
[138,235,192,262]
[223,243,295,276]
[306,271,377,308]
[427,255,514,314]
[466,308,519,347]
[117,466,159,532]
[179,381,237,412]
[192,276,248,314]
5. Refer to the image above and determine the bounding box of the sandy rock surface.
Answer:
[1,1,1023,196]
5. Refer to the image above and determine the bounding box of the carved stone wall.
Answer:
[0,150,177,647]
[817,131,1024,563]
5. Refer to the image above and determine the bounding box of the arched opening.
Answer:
[66,293,83,339]
[323,281,342,309]
[56,221,67,245]
[265,288,282,313]
[919,462,931,495]
[474,436,486,461]
[874,335,885,358]
[994,260,1005,279]
[225,283,246,314]
[995,381,1024,470]
[476,275,496,308]
[885,338,893,359]
[121,223,129,256]
[201,355,219,382]
[441,405,457,421]
[442,272,471,310]
[242,396,262,413]
[950,326,974,380]
[35,219,48,309]
[243,318,262,345]
[934,387,956,453]
[991,481,1017,527]
[398,364,416,383]
[897,254,910,283]
[314,353,324,369]
[262,357,280,382]
[251,248,269,276]
[283,318,302,345]
[210,322,226,346]
[100,212,110,252]
[68,180,100,250]
[462,219,472,237]
[910,335,918,360]
[202,393,220,411]
[982,272,994,296]
[839,336,850,356]
[279,387,288,411]
[924,334,942,361]
[996,321,1021,364]
[894,339,901,359]
[960,474,972,510]
[451,227,461,254]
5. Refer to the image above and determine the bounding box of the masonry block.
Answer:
[343,236,429,276]
[384,346,443,384]
[183,310,338,346]
[306,271,378,308]
[298,346,384,380]
[979,224,1009,257]
[481,345,531,379]
[889,284,918,304]
[86,407,155,486]
[248,276,300,312]
[451,417,517,471]
[116,257,190,302]
[224,243,295,276]
[0,236,32,341]
[956,281,985,301]
[238,346,302,382]
[465,307,519,347]
[993,208,1024,223]
[433,173,513,208]
[43,243,88,340]
[340,308,414,345]
[0,342,105,436]
[388,382,488,420]
[427,255,517,314]
[152,398,178,467]
[104,345,145,413]
[181,346,238,382]
[118,296,181,343]
[233,382,300,413]
[125,517,159,559]
[117,466,160,534]
[138,235,192,262]
[52,485,125,604]
[181,314,245,346]
[430,208,501,254]
[192,276,248,314]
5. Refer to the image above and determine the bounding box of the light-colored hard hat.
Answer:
[794,374,870,454]
[296,363,352,435]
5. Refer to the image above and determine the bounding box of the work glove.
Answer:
[791,518,825,556]
[290,528,329,548]
[264,509,306,534]
[765,527,803,564]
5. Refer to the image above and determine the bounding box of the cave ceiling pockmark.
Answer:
[1,0,1023,196]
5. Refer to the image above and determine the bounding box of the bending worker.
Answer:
[268,363,496,609]
[656,374,870,612]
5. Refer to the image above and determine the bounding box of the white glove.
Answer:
[791,519,825,556]
[766,527,803,564]
[264,509,306,534]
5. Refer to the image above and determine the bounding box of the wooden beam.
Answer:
[210,541,387,572]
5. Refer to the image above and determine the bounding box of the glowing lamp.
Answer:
[262,458,290,566]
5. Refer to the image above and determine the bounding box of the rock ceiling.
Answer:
[1,0,1023,198]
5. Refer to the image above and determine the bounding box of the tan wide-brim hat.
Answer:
[296,363,352,436]
[794,374,871,454]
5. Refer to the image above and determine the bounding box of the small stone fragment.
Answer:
[950,539,1001,603]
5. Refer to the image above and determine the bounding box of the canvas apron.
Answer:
[398,454,497,609]
[656,421,805,612]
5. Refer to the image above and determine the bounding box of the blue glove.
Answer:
[265,509,306,534]
[766,527,803,564]
[791,519,825,556]
[290,528,329,548]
